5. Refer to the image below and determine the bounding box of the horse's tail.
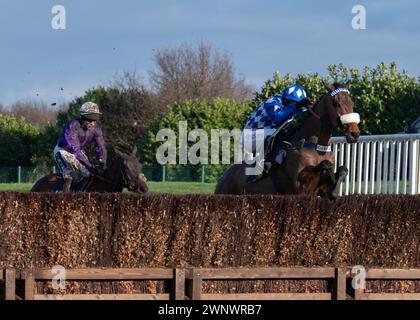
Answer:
[214,164,244,194]
[214,176,225,194]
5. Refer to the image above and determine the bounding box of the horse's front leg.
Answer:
[296,160,334,195]
[316,161,349,199]
[330,166,349,198]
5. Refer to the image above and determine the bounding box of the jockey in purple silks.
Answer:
[54,102,107,192]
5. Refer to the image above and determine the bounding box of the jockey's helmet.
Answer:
[283,84,307,103]
[80,102,102,121]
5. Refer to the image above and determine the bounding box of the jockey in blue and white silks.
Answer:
[243,84,310,182]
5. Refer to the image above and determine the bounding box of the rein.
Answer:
[292,91,339,153]
[300,88,359,153]
[302,93,334,153]
[307,107,320,120]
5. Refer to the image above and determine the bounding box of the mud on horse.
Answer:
[215,82,361,197]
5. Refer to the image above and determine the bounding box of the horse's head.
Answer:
[113,146,149,193]
[323,82,361,143]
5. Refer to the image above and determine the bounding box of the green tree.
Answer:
[253,62,420,135]
[0,114,40,166]
[141,98,252,164]
[33,81,160,168]
[140,98,252,181]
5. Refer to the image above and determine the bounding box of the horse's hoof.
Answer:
[320,160,334,170]
[337,166,349,176]
[330,189,340,198]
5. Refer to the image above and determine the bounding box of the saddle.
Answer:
[246,118,299,184]
[246,138,293,184]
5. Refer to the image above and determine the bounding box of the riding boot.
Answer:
[247,160,272,184]
[63,177,72,192]
[247,145,288,184]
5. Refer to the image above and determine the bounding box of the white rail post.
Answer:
[375,141,383,194]
[339,143,344,196]
[388,141,396,194]
[395,141,402,194]
[408,139,419,194]
[345,143,351,195]
[402,140,409,194]
[356,142,363,194]
[350,143,357,194]
[418,140,420,194]
[333,143,338,171]
[363,142,370,194]
[383,141,389,194]
[369,141,377,194]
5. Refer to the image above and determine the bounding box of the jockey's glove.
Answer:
[99,159,107,171]
[308,97,318,106]
[296,98,310,109]
[296,97,318,110]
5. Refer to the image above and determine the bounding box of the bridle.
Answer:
[120,165,135,191]
[329,88,360,128]
[118,160,148,192]
[299,88,360,153]
[307,88,360,127]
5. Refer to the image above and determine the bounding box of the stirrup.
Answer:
[247,173,262,184]
[280,141,293,149]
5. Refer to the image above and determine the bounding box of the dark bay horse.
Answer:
[31,146,148,193]
[215,83,361,197]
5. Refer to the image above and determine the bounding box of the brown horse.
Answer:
[215,83,360,197]
[31,146,148,193]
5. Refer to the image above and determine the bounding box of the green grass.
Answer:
[0,181,216,194]
[0,183,32,191]
[0,180,411,195]
[148,181,215,194]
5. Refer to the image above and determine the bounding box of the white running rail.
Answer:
[331,134,420,195]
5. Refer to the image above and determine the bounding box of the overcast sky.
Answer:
[0,0,419,106]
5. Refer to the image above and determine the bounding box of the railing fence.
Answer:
[332,134,420,195]
[1,267,419,300]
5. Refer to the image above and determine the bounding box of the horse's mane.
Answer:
[107,145,143,170]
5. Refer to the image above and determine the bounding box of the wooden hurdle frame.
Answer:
[19,268,185,300]
[185,267,347,300]
[1,267,419,300]
[353,268,420,300]
[0,269,16,300]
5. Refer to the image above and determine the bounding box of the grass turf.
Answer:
[0,181,216,194]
